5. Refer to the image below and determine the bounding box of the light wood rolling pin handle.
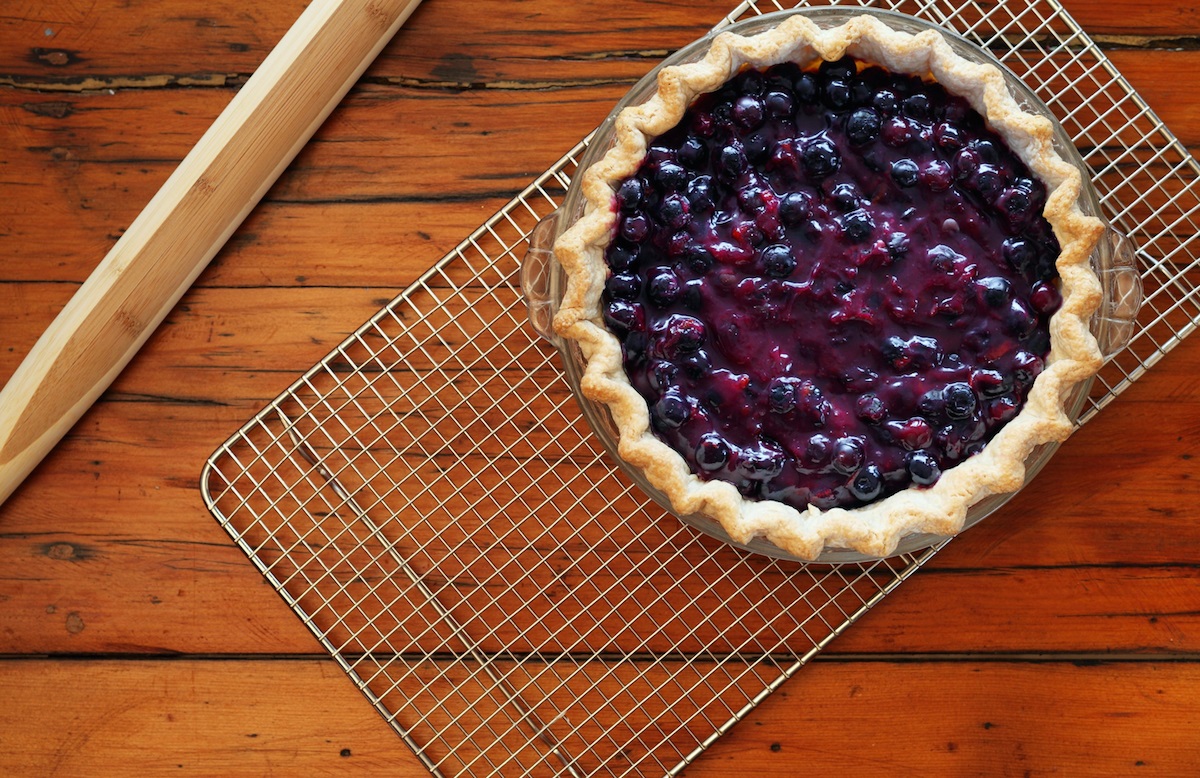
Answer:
[0,0,425,506]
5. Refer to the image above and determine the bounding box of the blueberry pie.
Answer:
[552,15,1104,559]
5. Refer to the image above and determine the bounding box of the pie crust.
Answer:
[552,14,1104,560]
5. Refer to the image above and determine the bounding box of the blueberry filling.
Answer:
[601,56,1062,511]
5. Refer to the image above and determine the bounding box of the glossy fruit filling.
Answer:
[602,56,1062,510]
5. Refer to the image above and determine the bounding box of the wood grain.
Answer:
[1,0,1198,775]
[0,659,1195,775]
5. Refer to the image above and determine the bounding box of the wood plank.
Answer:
[2,0,1199,86]
[0,658,1195,776]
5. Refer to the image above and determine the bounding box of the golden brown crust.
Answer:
[553,15,1104,560]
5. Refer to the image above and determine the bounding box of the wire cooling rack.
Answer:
[202,0,1200,775]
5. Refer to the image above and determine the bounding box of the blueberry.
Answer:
[847,78,874,107]
[744,132,770,164]
[737,184,768,212]
[919,388,946,417]
[794,73,819,103]
[936,419,970,457]
[1006,298,1038,338]
[887,417,934,451]
[653,392,690,429]
[1030,281,1062,314]
[655,162,688,192]
[802,137,840,179]
[680,349,712,379]
[678,136,708,168]
[767,376,799,414]
[659,314,706,355]
[997,186,1033,221]
[761,244,797,278]
[953,147,982,179]
[971,139,1001,163]
[733,95,765,129]
[824,79,852,109]
[687,176,715,214]
[872,89,899,115]
[943,382,977,420]
[819,56,857,83]
[977,276,1012,307]
[902,93,932,121]
[1012,350,1045,386]
[647,269,681,307]
[856,393,888,424]
[620,215,649,243]
[803,218,826,244]
[1001,237,1036,272]
[695,434,730,471]
[646,144,674,163]
[605,272,641,300]
[804,433,833,467]
[617,178,645,212]
[624,330,648,359]
[831,182,861,212]
[779,191,815,226]
[684,244,713,273]
[648,360,678,392]
[659,193,691,230]
[933,122,964,151]
[919,159,954,192]
[848,463,884,502]
[736,223,766,247]
[891,158,920,187]
[765,89,795,116]
[886,232,911,259]
[740,69,765,95]
[846,107,882,145]
[840,209,874,243]
[882,336,907,368]
[718,144,747,179]
[832,437,865,475]
[928,244,964,272]
[971,164,1005,199]
[736,443,786,481]
[606,244,638,272]
[881,116,913,147]
[603,300,645,335]
[710,99,734,127]
[906,450,941,486]
[680,278,704,309]
[969,367,1013,399]
[889,336,940,370]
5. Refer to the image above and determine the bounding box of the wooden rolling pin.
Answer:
[0,0,425,505]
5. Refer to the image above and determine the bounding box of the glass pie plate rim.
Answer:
[521,6,1143,564]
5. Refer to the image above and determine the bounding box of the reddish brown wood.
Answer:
[0,659,1195,776]
[1,0,1198,774]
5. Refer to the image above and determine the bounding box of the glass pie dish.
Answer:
[521,7,1143,563]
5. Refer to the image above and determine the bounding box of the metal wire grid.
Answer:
[201,0,1200,775]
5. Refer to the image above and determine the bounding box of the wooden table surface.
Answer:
[2,0,1198,774]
